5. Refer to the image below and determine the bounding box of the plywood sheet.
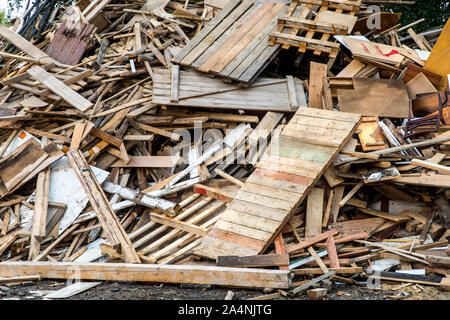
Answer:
[337,78,409,118]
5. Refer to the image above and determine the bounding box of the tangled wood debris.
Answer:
[0,0,448,299]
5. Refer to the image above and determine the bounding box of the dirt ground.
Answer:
[1,279,448,300]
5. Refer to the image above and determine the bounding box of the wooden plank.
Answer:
[220,209,281,234]
[0,26,55,64]
[208,3,286,74]
[309,62,327,109]
[274,233,289,270]
[27,66,93,112]
[227,199,288,222]
[193,184,234,203]
[217,254,289,268]
[0,262,291,289]
[45,282,102,299]
[241,182,302,203]
[307,247,329,274]
[28,166,50,261]
[111,156,180,168]
[180,0,255,66]
[246,173,307,194]
[410,159,450,174]
[172,0,244,64]
[206,228,265,252]
[234,190,294,211]
[198,1,277,73]
[214,219,273,242]
[306,188,324,238]
[326,235,340,268]
[359,208,411,223]
[0,139,49,198]
[286,229,340,254]
[170,65,180,102]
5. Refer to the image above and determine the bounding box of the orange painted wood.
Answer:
[274,233,289,270]
[285,229,340,254]
[334,232,370,244]
[208,228,266,251]
[326,235,340,268]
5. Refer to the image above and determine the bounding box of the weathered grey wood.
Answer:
[44,282,102,299]
[153,69,304,111]
[172,0,244,64]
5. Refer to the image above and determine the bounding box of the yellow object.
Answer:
[424,18,450,91]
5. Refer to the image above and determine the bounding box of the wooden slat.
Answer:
[196,107,360,259]
[0,262,291,289]
[27,66,93,112]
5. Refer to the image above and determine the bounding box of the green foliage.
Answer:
[383,0,449,33]
[0,11,10,26]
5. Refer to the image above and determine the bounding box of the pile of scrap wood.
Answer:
[0,0,449,299]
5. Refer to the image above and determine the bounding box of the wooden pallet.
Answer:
[152,67,307,112]
[269,0,361,59]
[129,193,228,264]
[194,107,361,260]
[172,0,288,85]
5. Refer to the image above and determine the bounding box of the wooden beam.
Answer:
[0,262,291,289]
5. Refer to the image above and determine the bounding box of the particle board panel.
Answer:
[152,68,305,111]
[194,107,361,259]
[171,0,288,84]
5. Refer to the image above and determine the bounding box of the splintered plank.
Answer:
[27,66,93,112]
[67,149,140,263]
[195,107,361,259]
[0,262,291,289]
[308,62,327,109]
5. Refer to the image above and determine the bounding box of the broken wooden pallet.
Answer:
[268,0,361,59]
[152,68,307,111]
[129,193,228,265]
[194,107,361,259]
[172,0,287,84]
